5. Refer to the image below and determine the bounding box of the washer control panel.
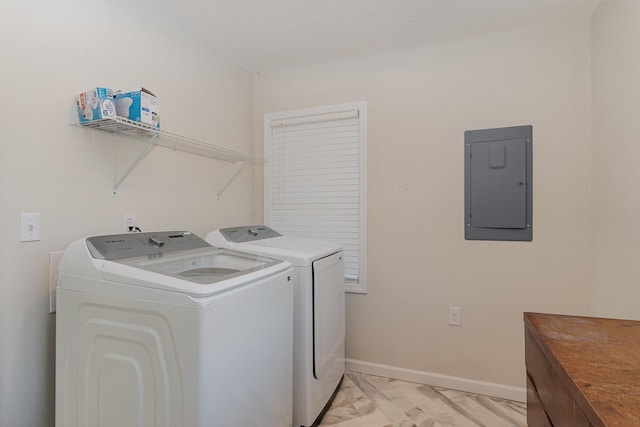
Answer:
[86,231,210,261]
[219,226,281,243]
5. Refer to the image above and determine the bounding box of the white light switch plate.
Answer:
[20,213,40,242]
[49,251,64,313]
[448,306,462,326]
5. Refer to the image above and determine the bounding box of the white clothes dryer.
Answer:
[56,231,293,427]
[206,226,345,427]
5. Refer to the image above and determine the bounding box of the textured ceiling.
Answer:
[141,0,601,75]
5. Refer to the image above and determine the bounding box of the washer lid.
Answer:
[58,232,291,305]
[76,231,288,298]
[115,246,282,285]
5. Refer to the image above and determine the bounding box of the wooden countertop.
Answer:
[524,312,640,427]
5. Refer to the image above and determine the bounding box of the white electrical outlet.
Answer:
[448,306,462,326]
[124,213,136,232]
[49,251,64,313]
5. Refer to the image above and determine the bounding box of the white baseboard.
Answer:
[346,358,526,403]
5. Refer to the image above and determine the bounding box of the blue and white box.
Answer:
[115,87,160,128]
[76,87,117,123]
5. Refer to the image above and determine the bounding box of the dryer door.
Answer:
[312,251,345,380]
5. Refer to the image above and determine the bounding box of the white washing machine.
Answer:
[56,231,293,427]
[206,226,345,427]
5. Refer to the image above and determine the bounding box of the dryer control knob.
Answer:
[248,228,259,236]
[149,235,165,247]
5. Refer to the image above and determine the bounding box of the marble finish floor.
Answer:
[317,372,526,427]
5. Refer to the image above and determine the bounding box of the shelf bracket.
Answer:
[217,159,251,200]
[113,136,156,194]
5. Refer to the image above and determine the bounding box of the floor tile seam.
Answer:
[466,393,527,426]
[423,386,488,427]
[348,373,412,422]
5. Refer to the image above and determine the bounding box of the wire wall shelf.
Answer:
[73,117,262,197]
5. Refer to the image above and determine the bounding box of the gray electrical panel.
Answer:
[464,125,532,241]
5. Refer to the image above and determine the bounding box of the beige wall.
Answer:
[5,1,638,423]
[0,1,256,425]
[590,1,640,320]
[254,22,593,391]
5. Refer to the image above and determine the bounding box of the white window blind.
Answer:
[265,102,367,293]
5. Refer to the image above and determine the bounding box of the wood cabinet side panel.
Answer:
[525,327,590,427]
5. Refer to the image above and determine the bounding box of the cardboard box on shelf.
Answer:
[115,88,159,128]
[76,87,117,123]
